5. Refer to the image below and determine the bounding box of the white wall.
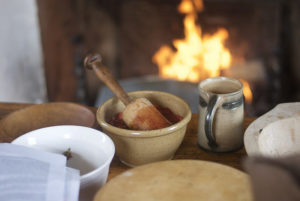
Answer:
[0,0,47,103]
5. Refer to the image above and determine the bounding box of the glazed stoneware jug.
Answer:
[198,77,244,152]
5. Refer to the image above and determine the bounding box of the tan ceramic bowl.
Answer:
[97,90,192,167]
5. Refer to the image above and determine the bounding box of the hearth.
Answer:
[77,0,299,117]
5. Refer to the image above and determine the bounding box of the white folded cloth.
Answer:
[0,143,80,201]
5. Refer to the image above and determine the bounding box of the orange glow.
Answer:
[240,79,253,103]
[178,0,203,13]
[152,0,253,103]
[153,0,231,82]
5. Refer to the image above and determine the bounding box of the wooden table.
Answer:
[0,102,255,181]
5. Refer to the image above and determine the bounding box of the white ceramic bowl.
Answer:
[12,125,115,201]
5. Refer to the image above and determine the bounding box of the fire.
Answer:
[152,0,230,81]
[240,80,253,103]
[152,0,253,103]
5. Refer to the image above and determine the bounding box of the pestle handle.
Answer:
[84,54,132,106]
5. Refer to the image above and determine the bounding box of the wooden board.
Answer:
[95,160,253,201]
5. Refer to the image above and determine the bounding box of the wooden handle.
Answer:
[84,54,131,106]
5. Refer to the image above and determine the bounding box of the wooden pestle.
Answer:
[84,54,171,130]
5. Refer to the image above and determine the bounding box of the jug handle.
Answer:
[205,95,221,149]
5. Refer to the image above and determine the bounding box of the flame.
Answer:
[152,0,231,81]
[152,0,253,103]
[240,79,253,103]
[178,0,203,13]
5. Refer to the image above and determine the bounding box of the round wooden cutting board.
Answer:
[94,160,253,201]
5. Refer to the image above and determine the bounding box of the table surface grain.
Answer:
[0,102,255,181]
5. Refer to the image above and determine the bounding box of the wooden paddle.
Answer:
[84,54,171,130]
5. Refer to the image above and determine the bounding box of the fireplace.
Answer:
[38,0,300,117]
[81,0,295,117]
